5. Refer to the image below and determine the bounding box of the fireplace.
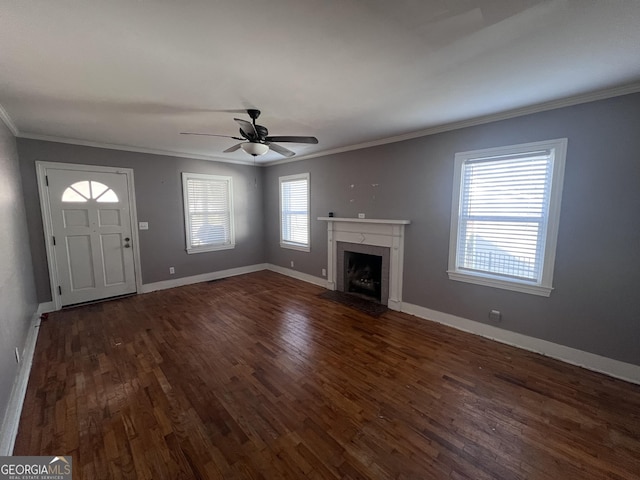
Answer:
[336,242,390,304]
[346,252,381,300]
[319,217,410,310]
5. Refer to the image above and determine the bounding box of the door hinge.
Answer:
[58,285,62,295]
[52,236,56,246]
[45,175,49,186]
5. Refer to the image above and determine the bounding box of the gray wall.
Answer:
[0,122,38,433]
[13,93,640,367]
[264,92,640,366]
[17,140,265,302]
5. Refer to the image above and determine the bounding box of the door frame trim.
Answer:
[36,161,143,310]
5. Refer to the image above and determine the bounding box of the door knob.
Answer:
[125,237,130,241]
[124,243,131,248]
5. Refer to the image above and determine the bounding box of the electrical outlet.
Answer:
[322,268,327,277]
[489,310,502,322]
[290,260,295,268]
[14,347,20,364]
[169,267,175,274]
[358,213,365,219]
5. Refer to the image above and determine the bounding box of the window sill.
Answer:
[280,242,310,252]
[447,270,552,297]
[186,243,235,254]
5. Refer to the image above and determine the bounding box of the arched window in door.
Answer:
[61,181,119,203]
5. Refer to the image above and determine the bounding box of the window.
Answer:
[182,173,235,254]
[62,181,118,203]
[448,138,567,296]
[279,173,310,251]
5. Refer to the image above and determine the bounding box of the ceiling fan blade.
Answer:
[223,143,244,153]
[181,132,244,140]
[265,136,318,144]
[268,142,296,158]
[234,118,257,139]
[213,109,254,114]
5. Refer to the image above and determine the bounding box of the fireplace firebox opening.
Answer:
[344,251,383,302]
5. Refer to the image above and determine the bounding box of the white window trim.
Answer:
[447,138,567,297]
[182,172,235,254]
[279,172,311,252]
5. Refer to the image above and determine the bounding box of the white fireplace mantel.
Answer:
[318,217,410,311]
[317,217,411,225]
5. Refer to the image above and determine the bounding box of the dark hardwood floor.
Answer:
[14,271,640,479]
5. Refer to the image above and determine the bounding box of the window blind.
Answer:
[183,174,233,252]
[457,151,553,282]
[280,176,309,247]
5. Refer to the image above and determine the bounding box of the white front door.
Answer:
[45,167,137,306]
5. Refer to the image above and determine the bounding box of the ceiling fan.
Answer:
[181,109,318,158]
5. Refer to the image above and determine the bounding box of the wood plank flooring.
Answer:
[14,271,640,479]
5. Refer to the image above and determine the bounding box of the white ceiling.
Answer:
[1,0,640,165]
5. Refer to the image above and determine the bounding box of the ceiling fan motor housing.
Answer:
[238,125,268,142]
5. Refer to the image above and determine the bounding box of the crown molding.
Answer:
[265,81,640,166]
[18,133,258,166]
[0,103,19,136]
[9,81,640,167]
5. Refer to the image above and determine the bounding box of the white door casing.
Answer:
[37,162,142,309]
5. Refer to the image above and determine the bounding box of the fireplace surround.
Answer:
[318,217,410,311]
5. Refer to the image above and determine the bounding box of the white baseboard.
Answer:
[140,263,268,294]
[0,311,42,455]
[37,302,55,315]
[387,299,402,312]
[401,302,640,386]
[266,264,328,287]
[36,263,316,307]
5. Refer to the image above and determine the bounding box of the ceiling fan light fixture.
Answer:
[241,142,269,156]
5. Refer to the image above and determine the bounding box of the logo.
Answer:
[0,456,72,479]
